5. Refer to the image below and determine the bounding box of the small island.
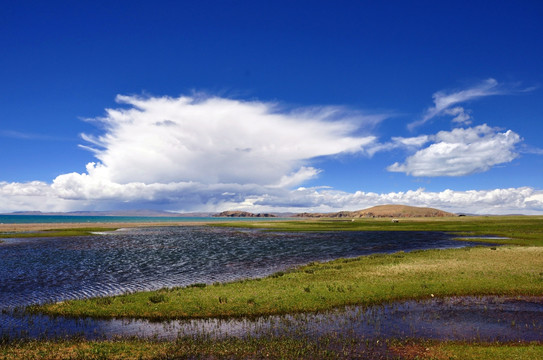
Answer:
[213,211,277,218]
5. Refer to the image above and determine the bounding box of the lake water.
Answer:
[2,226,540,342]
[0,227,480,309]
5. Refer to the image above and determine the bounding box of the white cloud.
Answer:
[0,181,77,213]
[388,124,521,176]
[365,135,430,156]
[408,78,502,130]
[3,180,543,215]
[0,94,384,212]
[445,106,472,125]
[78,94,378,187]
[250,186,543,215]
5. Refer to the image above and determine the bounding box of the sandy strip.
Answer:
[0,221,214,233]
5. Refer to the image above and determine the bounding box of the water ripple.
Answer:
[1,227,482,309]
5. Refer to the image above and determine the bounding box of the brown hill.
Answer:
[295,205,455,218]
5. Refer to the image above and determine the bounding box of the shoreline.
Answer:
[33,245,543,320]
[0,221,214,233]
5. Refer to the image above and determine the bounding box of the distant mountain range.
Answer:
[4,205,457,218]
[3,210,213,217]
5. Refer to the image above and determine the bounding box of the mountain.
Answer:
[295,205,456,218]
[2,210,214,217]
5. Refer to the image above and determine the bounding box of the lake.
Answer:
[0,226,480,309]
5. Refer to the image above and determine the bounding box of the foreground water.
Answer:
[3,226,540,342]
[3,296,542,342]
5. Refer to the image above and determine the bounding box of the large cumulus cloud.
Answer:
[10,94,381,211]
[77,94,378,186]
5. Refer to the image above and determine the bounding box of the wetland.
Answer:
[1,216,543,358]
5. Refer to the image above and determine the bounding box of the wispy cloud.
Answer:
[520,144,543,155]
[408,78,504,130]
[0,130,67,141]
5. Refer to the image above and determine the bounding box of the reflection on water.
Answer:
[0,227,478,309]
[2,297,542,342]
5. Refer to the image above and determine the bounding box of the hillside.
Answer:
[295,205,456,218]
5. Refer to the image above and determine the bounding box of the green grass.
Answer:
[390,341,543,359]
[213,215,543,246]
[434,342,543,360]
[0,228,117,239]
[1,338,541,359]
[33,245,543,320]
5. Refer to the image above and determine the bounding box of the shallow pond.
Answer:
[2,296,542,342]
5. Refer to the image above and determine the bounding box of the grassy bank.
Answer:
[34,245,543,320]
[214,215,543,246]
[1,338,541,359]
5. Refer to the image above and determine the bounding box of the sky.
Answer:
[1,0,543,215]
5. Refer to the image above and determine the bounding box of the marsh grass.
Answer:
[33,245,543,320]
[214,216,543,246]
[1,337,541,359]
[0,336,386,360]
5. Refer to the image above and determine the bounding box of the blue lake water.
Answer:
[0,227,480,309]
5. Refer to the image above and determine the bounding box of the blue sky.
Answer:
[1,1,543,214]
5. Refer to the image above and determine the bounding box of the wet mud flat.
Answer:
[2,296,542,342]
